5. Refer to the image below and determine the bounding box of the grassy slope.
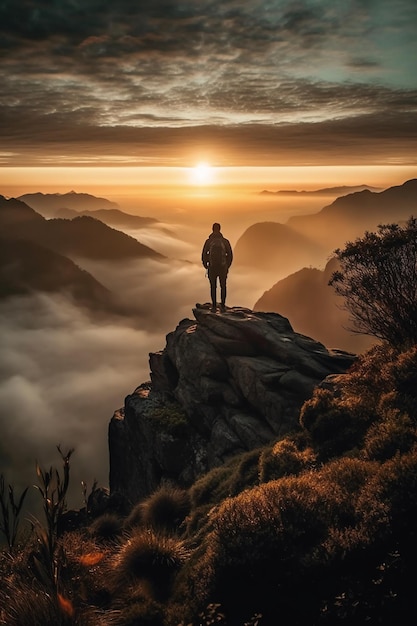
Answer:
[1,344,417,626]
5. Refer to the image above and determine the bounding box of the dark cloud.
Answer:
[0,1,416,164]
[0,95,417,166]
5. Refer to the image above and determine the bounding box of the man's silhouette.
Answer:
[201,222,233,312]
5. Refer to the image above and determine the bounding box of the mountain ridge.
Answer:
[53,206,158,229]
[0,194,166,314]
[260,184,382,196]
[17,191,119,217]
[235,178,417,278]
[0,194,165,262]
[0,238,114,312]
[287,178,417,246]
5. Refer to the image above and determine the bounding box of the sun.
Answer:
[190,162,214,185]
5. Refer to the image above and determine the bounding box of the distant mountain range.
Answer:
[0,238,114,311]
[18,191,119,217]
[235,179,417,275]
[248,178,417,352]
[0,194,166,313]
[0,195,164,261]
[17,191,158,230]
[3,180,417,334]
[287,179,417,248]
[260,184,382,196]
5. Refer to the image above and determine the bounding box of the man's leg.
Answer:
[209,269,217,310]
[219,269,227,309]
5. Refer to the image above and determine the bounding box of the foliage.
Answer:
[258,432,316,482]
[32,445,74,586]
[329,216,417,347]
[126,484,191,535]
[0,474,29,550]
[301,345,417,461]
[299,386,370,459]
[112,529,189,603]
[108,595,164,626]
[88,513,124,543]
[147,402,189,437]
[4,341,417,624]
[190,449,262,510]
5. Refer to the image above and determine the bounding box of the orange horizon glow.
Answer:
[0,164,416,200]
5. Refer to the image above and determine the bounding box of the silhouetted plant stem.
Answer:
[33,445,74,586]
[0,474,29,550]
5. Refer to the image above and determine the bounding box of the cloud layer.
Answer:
[1,0,416,165]
[0,243,266,509]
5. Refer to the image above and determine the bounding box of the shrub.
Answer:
[329,217,417,348]
[112,530,189,602]
[259,434,316,482]
[190,450,262,511]
[299,388,366,458]
[179,453,405,625]
[225,448,262,496]
[185,451,263,541]
[375,447,417,538]
[88,512,125,543]
[54,530,114,610]
[379,346,417,416]
[0,576,98,625]
[184,475,339,624]
[363,410,417,461]
[126,485,191,535]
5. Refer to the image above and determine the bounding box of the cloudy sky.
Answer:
[1,0,417,169]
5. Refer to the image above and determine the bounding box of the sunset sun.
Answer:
[190,162,214,185]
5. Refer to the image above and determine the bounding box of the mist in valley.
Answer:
[3,180,412,512]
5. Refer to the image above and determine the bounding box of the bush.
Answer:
[184,474,342,624]
[88,513,124,543]
[259,434,316,482]
[126,485,191,535]
[112,530,189,602]
[363,410,417,461]
[329,217,417,348]
[299,388,366,458]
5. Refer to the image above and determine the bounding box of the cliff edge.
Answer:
[109,305,356,505]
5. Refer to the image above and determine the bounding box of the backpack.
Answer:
[208,237,227,268]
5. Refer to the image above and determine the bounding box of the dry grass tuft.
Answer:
[112,529,189,602]
[126,485,191,535]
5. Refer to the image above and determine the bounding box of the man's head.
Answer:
[212,222,221,233]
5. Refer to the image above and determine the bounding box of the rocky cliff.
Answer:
[109,305,356,506]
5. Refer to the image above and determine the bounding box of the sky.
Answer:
[0,0,417,187]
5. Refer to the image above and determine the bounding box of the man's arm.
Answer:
[202,239,209,267]
[226,239,233,267]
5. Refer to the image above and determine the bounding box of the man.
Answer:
[201,222,233,312]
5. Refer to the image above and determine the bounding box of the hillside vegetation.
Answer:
[1,343,417,626]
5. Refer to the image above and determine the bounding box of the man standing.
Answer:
[201,222,233,312]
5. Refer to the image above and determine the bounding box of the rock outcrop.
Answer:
[109,306,356,505]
